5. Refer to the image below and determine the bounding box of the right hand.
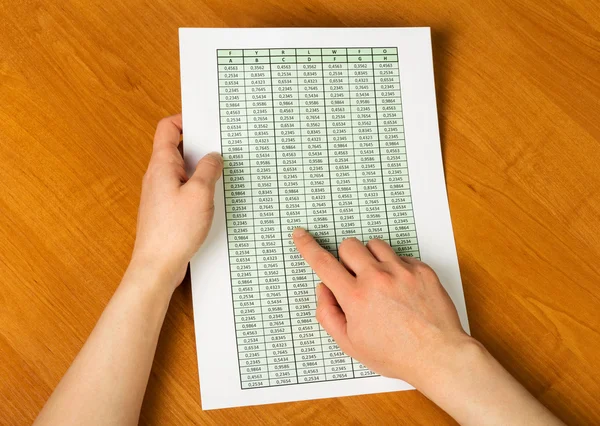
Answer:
[292,228,477,389]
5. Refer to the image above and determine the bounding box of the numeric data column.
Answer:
[296,49,329,383]
[263,50,298,385]
[219,50,267,389]
[244,50,294,387]
[375,48,421,259]
[271,49,323,384]
[298,52,338,257]
[322,48,356,378]
[349,49,390,245]
[348,50,386,378]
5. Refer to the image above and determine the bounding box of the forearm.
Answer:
[418,338,563,426]
[35,261,174,426]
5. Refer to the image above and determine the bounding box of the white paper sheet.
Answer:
[179,27,469,410]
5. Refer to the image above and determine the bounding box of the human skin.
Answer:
[292,229,563,426]
[34,115,223,425]
[34,114,563,426]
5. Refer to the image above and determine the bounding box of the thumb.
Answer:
[188,152,223,186]
[315,283,352,353]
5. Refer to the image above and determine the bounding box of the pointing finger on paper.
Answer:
[292,228,354,305]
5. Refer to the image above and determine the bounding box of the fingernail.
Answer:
[315,283,323,301]
[292,227,307,238]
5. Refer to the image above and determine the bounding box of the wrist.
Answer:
[414,334,561,426]
[124,256,182,299]
[412,334,497,424]
[410,333,488,394]
[131,245,188,282]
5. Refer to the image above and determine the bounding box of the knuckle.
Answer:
[193,175,210,188]
[314,252,337,271]
[415,263,438,282]
[201,204,216,216]
[152,150,172,166]
[349,286,368,304]
[202,154,222,169]
[315,305,328,324]
[412,261,432,275]
[370,268,394,286]
[374,267,393,280]
[189,180,213,198]
[142,163,159,183]
[392,263,417,281]
[157,117,170,129]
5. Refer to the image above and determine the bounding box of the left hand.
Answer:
[131,114,223,290]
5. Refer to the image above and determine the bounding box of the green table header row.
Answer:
[217,48,398,57]
[218,55,398,64]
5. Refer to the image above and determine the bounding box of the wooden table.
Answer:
[1,1,599,424]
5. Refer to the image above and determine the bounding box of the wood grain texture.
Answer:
[1,0,599,424]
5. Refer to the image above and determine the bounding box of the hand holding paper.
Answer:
[133,114,223,289]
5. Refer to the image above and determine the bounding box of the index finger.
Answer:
[292,228,354,305]
[153,114,183,153]
[146,114,187,184]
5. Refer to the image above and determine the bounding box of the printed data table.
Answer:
[217,48,421,389]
